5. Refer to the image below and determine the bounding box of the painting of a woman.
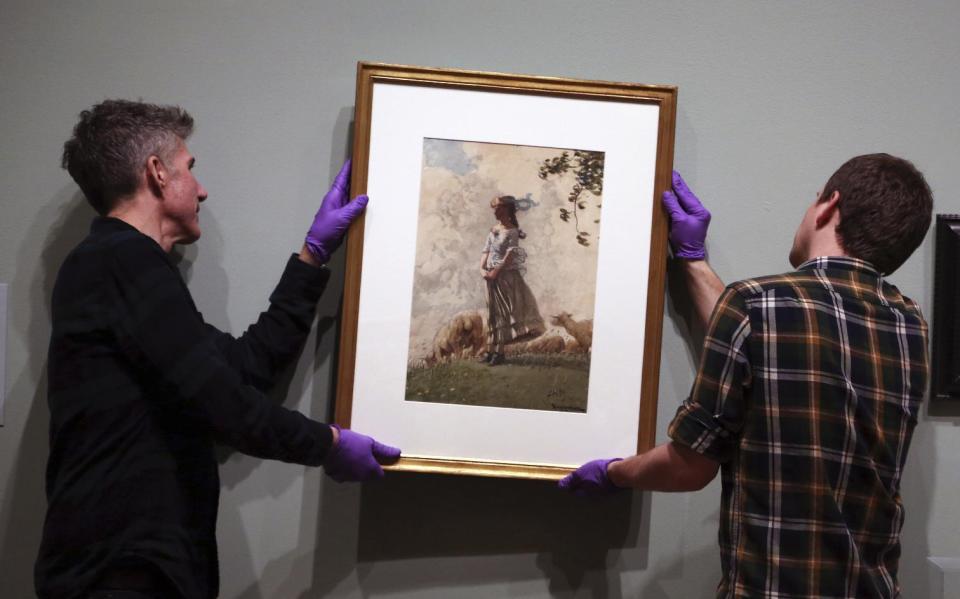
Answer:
[480,195,545,365]
[405,139,602,412]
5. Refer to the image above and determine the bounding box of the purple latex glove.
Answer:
[304,160,369,263]
[323,425,401,483]
[558,458,623,497]
[662,170,711,260]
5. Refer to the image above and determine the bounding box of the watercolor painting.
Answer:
[405,138,605,413]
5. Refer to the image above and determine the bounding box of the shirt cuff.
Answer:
[667,399,736,463]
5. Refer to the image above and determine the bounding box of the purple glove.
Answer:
[323,425,401,483]
[304,160,369,263]
[558,458,623,497]
[662,170,711,260]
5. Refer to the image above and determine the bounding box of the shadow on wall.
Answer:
[1,188,94,595]
[354,474,648,596]
[227,242,353,599]
[665,254,711,365]
[239,466,650,598]
[637,541,718,599]
[219,269,343,599]
[227,108,361,599]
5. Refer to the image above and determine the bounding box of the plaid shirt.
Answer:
[669,257,928,599]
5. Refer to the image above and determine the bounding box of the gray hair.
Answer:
[61,99,194,214]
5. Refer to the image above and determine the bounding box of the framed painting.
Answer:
[334,62,677,479]
[932,214,960,401]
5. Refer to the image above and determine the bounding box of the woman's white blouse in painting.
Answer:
[482,227,528,271]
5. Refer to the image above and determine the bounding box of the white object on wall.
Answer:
[929,557,960,599]
[0,283,6,426]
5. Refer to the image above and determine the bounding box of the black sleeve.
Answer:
[202,255,330,392]
[107,240,333,465]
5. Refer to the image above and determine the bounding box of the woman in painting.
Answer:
[480,195,545,365]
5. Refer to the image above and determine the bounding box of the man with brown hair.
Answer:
[561,154,933,598]
[36,99,399,599]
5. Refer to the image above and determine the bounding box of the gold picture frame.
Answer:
[335,62,677,480]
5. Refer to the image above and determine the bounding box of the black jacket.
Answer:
[36,217,334,599]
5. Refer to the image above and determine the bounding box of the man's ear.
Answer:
[146,155,167,195]
[814,190,840,228]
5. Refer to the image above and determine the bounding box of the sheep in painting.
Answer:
[524,334,566,354]
[550,312,593,352]
[427,310,485,365]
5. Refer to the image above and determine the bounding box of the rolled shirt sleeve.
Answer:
[668,286,753,463]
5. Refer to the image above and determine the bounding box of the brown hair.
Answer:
[822,153,933,274]
[491,195,526,238]
[62,99,194,215]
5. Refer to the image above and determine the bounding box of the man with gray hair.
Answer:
[36,99,397,599]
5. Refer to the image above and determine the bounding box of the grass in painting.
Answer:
[406,353,589,413]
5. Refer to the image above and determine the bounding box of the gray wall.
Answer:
[2,1,958,597]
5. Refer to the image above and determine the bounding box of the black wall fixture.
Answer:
[932,214,960,400]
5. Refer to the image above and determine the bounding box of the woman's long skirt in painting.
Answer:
[486,269,545,348]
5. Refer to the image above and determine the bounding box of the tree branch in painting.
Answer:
[538,150,605,246]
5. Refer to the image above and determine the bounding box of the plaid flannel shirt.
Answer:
[668,257,928,599]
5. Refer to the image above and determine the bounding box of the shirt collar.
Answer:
[796,256,880,276]
[90,216,176,265]
[90,215,139,234]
